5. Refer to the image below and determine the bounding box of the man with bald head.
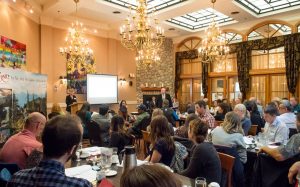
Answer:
[0,112,46,169]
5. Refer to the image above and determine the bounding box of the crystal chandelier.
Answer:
[59,0,94,74]
[198,0,229,63]
[120,0,164,64]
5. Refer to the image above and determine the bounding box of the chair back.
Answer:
[139,116,151,131]
[215,121,223,127]
[218,152,235,187]
[86,120,103,146]
[248,125,258,136]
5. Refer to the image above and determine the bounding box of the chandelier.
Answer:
[198,0,230,63]
[59,0,95,74]
[120,0,164,64]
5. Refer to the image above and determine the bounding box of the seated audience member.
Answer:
[288,161,300,185]
[128,104,150,136]
[0,112,46,169]
[91,104,111,146]
[180,119,221,184]
[48,103,64,119]
[235,98,242,105]
[278,100,296,128]
[118,105,131,123]
[76,102,91,139]
[195,100,215,128]
[290,97,300,114]
[249,97,263,117]
[120,164,182,187]
[214,103,230,121]
[148,108,174,136]
[175,113,198,138]
[7,115,92,187]
[146,115,175,166]
[120,100,127,109]
[172,97,179,109]
[245,100,264,134]
[162,99,178,127]
[267,102,280,116]
[234,104,251,135]
[210,112,247,163]
[186,103,195,114]
[109,115,133,154]
[259,113,300,161]
[263,105,288,143]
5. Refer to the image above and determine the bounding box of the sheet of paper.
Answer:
[65,165,97,182]
[117,159,148,167]
[243,136,254,145]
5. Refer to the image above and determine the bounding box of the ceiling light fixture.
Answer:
[119,0,164,66]
[59,0,95,75]
[198,0,230,64]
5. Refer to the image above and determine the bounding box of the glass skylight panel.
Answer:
[167,8,235,31]
[234,0,300,15]
[101,0,187,12]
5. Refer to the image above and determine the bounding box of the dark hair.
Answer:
[150,115,175,155]
[245,100,258,113]
[189,119,208,143]
[219,103,230,115]
[120,100,127,108]
[217,99,222,104]
[111,115,125,133]
[195,100,206,108]
[99,104,109,115]
[77,102,90,123]
[48,112,60,120]
[121,164,182,187]
[184,113,198,127]
[42,115,82,158]
[264,105,279,116]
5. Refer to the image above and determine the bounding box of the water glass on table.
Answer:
[99,148,113,173]
[195,177,207,187]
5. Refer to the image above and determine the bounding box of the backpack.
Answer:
[170,141,188,173]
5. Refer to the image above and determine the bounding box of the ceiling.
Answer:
[4,0,300,41]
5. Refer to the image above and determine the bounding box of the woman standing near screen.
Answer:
[66,88,77,113]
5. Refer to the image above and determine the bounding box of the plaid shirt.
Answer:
[199,111,215,128]
[7,159,93,187]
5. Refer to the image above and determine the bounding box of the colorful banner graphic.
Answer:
[0,36,26,69]
[0,67,47,143]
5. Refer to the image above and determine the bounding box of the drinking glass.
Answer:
[100,148,113,173]
[92,156,98,166]
[195,177,207,187]
[75,150,81,162]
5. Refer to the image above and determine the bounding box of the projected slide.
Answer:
[87,74,118,104]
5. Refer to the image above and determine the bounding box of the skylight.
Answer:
[234,0,300,16]
[100,0,187,12]
[166,8,236,31]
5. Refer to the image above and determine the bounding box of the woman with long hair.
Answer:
[147,108,174,136]
[210,112,247,163]
[109,115,133,154]
[214,103,230,121]
[175,113,198,138]
[180,119,221,184]
[48,103,64,119]
[146,115,175,166]
[76,102,91,138]
[245,100,264,134]
[121,164,182,187]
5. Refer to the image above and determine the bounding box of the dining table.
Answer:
[67,153,194,187]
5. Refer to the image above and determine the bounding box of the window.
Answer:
[251,47,285,69]
[228,77,242,101]
[248,23,291,41]
[211,53,237,72]
[211,78,225,101]
[271,75,288,99]
[249,76,266,105]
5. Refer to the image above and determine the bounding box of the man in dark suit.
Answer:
[65,89,77,113]
[156,87,172,108]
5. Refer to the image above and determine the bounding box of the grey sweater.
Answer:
[210,126,247,163]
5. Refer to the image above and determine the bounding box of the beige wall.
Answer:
[0,2,138,113]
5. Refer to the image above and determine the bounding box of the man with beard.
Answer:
[8,115,92,187]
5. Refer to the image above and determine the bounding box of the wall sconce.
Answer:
[119,78,126,86]
[59,76,67,85]
[129,73,135,78]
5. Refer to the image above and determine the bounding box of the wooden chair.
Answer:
[218,152,235,187]
[215,120,223,127]
[142,130,151,158]
[248,125,258,136]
